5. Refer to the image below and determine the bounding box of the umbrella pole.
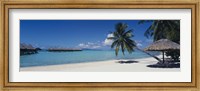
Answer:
[162,51,165,63]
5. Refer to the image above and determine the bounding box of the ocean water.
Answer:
[20,50,159,67]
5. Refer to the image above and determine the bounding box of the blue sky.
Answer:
[20,20,153,49]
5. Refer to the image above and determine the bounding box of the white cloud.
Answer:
[103,33,114,46]
[137,43,143,47]
[103,39,114,46]
[78,42,101,49]
[107,33,114,38]
[135,40,143,47]
[78,33,115,49]
[78,43,89,48]
[87,42,94,45]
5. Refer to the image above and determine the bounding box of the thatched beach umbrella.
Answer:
[20,43,35,50]
[144,39,180,63]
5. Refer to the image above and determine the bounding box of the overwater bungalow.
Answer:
[48,48,82,52]
[20,43,38,55]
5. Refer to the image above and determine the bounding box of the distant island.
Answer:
[48,48,82,52]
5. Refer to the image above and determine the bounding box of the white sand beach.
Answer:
[20,55,180,72]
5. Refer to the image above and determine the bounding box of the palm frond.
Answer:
[138,20,153,24]
[124,40,134,53]
[115,23,127,35]
[111,40,118,48]
[144,21,157,38]
[111,22,136,56]
[123,29,133,38]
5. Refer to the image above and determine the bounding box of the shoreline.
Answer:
[20,55,180,72]
[21,55,155,68]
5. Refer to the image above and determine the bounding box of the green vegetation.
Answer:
[110,21,180,62]
[139,20,180,61]
[109,23,136,56]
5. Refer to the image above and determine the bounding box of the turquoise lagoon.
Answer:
[20,50,159,67]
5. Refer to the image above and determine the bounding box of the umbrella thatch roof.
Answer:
[144,39,180,51]
[20,43,35,50]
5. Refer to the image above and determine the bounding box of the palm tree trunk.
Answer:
[162,51,165,63]
[136,47,162,62]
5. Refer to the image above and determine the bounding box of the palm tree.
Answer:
[108,22,162,62]
[109,23,136,56]
[138,20,180,61]
[138,20,180,43]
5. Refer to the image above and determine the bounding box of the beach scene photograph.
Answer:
[20,20,180,72]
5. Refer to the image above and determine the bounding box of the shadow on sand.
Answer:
[147,61,180,68]
[117,60,139,64]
